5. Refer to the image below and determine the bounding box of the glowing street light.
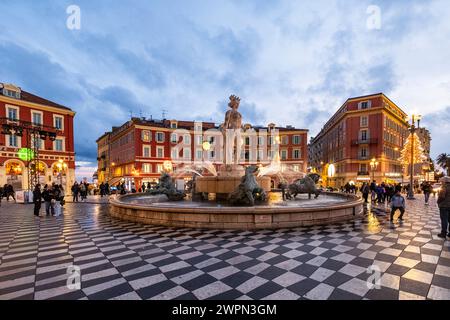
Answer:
[370,158,379,181]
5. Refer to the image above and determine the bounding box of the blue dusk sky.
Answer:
[1,0,449,179]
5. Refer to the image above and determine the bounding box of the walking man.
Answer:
[437,177,450,239]
[421,181,432,205]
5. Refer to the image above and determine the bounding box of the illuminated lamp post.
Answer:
[370,158,379,182]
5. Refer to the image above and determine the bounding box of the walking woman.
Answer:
[33,184,42,217]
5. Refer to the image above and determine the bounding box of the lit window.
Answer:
[142,130,152,142]
[157,164,164,173]
[142,163,152,173]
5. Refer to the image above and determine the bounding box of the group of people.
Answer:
[98,182,111,197]
[71,181,90,202]
[356,178,450,239]
[32,184,65,217]
[0,184,16,205]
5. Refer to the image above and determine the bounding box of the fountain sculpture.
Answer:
[109,95,364,229]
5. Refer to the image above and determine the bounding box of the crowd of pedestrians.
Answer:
[32,183,65,217]
[71,181,91,202]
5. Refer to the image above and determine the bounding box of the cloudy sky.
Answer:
[1,0,449,179]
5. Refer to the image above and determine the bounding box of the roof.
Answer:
[20,90,73,111]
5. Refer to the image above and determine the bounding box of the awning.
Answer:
[108,177,123,186]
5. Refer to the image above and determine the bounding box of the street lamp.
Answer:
[407,114,422,199]
[56,159,68,186]
[370,158,379,182]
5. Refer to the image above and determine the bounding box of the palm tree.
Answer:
[437,153,450,176]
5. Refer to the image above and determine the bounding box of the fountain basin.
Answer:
[195,176,271,195]
[109,192,364,230]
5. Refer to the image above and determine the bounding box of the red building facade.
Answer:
[308,93,409,188]
[0,83,76,191]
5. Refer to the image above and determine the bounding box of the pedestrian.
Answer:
[105,182,110,195]
[370,180,377,202]
[80,182,87,201]
[33,184,42,217]
[390,190,406,223]
[421,181,432,205]
[72,182,80,202]
[52,185,62,216]
[0,185,3,207]
[360,182,370,203]
[141,183,146,193]
[6,184,16,202]
[437,176,450,239]
[100,182,106,197]
[42,185,52,216]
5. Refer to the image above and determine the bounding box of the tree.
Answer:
[436,153,450,176]
[399,132,426,167]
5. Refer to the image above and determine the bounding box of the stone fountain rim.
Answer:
[110,192,363,215]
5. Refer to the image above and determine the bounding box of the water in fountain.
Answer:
[258,152,304,183]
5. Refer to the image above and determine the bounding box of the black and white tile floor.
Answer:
[0,195,449,300]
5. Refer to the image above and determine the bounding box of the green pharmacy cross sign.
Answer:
[18,148,36,162]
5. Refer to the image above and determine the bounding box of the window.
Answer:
[157,146,164,158]
[293,135,301,145]
[293,165,300,172]
[31,112,42,126]
[293,149,301,159]
[171,133,178,143]
[157,164,164,173]
[3,89,20,99]
[32,136,44,150]
[245,137,250,146]
[360,164,368,172]
[143,146,151,158]
[258,149,264,161]
[183,148,190,159]
[258,136,265,145]
[196,149,203,160]
[268,150,275,160]
[54,116,63,130]
[361,130,368,141]
[184,134,191,144]
[8,135,19,147]
[281,150,288,160]
[156,132,164,142]
[360,116,368,127]
[281,136,289,145]
[7,107,18,121]
[170,122,177,129]
[55,139,64,151]
[171,148,179,159]
[142,130,152,142]
[360,148,368,158]
[142,163,152,173]
[359,101,371,109]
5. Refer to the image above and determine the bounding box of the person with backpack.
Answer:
[390,190,406,223]
[437,177,450,239]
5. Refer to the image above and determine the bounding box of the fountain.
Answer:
[110,95,363,229]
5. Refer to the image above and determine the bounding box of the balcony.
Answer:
[351,138,378,146]
[357,171,370,176]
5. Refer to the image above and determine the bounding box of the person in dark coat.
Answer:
[42,185,53,216]
[437,177,450,239]
[33,184,42,217]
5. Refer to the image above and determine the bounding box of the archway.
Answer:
[4,160,25,190]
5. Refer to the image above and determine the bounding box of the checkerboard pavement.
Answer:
[0,195,449,300]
